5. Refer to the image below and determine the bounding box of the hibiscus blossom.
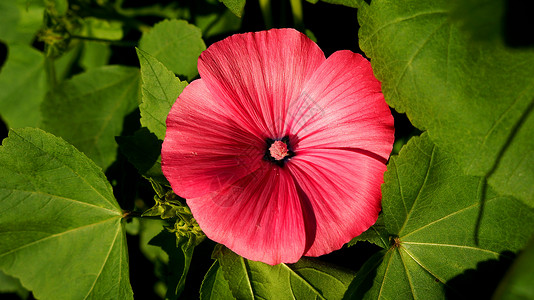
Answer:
[162,28,394,265]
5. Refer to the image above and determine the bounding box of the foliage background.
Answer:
[0,0,533,299]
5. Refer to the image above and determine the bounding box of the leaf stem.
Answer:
[44,56,57,89]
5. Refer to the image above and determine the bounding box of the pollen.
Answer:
[269,140,289,161]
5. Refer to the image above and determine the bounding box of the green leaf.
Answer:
[195,0,242,38]
[218,0,246,17]
[348,214,390,249]
[136,48,187,140]
[0,0,44,44]
[316,0,362,8]
[80,41,112,70]
[41,65,140,170]
[345,133,534,299]
[45,0,68,16]
[139,19,206,80]
[0,128,132,300]
[0,270,28,298]
[138,219,168,263]
[216,246,355,299]
[80,17,123,40]
[358,0,534,207]
[200,261,233,300]
[493,234,534,300]
[0,44,46,128]
[116,127,167,184]
[0,43,91,129]
[449,0,505,43]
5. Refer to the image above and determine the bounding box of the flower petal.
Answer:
[162,79,265,199]
[198,28,326,139]
[287,148,385,256]
[187,165,312,265]
[289,50,394,160]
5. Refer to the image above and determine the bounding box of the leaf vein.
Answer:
[0,217,120,258]
[397,145,436,235]
[83,221,121,300]
[10,130,119,211]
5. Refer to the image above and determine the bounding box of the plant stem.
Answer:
[44,56,57,90]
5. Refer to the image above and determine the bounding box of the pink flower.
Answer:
[162,28,394,265]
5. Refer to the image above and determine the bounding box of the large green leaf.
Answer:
[0,0,44,44]
[0,128,132,300]
[358,0,534,207]
[41,65,140,170]
[139,19,206,80]
[136,48,187,141]
[0,44,46,128]
[344,133,534,299]
[215,246,354,299]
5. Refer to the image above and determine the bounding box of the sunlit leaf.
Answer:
[136,48,187,141]
[139,19,206,80]
[80,17,123,40]
[0,0,44,44]
[80,41,111,70]
[0,128,133,300]
[358,0,534,207]
[0,44,46,128]
[41,65,140,170]
[0,43,90,129]
[216,246,354,299]
[344,133,534,299]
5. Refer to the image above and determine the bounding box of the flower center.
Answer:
[263,136,295,167]
[269,141,289,160]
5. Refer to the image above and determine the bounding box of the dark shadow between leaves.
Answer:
[444,251,516,299]
[343,250,385,299]
[149,229,193,300]
[504,0,534,47]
